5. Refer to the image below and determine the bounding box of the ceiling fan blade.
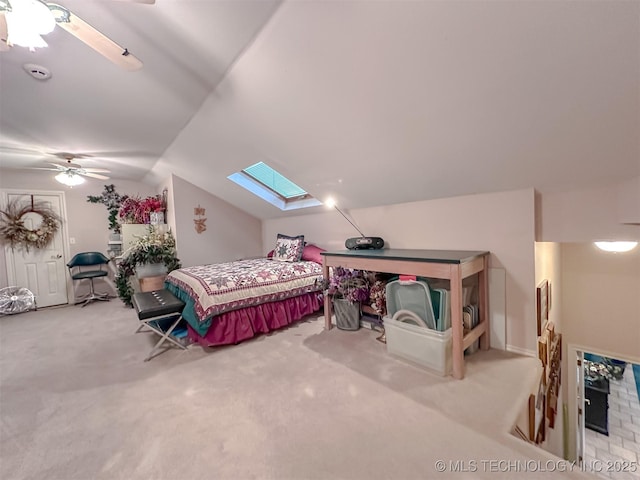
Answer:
[0,13,9,52]
[48,161,81,169]
[53,9,143,71]
[83,172,110,180]
[82,167,111,173]
[53,152,90,160]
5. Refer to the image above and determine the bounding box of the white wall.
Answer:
[561,243,640,366]
[264,188,537,353]
[171,174,262,268]
[617,176,640,225]
[538,180,640,243]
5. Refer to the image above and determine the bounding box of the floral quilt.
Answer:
[165,258,323,324]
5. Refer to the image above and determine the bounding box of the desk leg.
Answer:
[451,266,464,379]
[479,256,490,351]
[323,261,332,330]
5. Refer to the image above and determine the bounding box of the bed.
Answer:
[165,236,325,346]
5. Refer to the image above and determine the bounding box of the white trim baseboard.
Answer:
[506,344,536,357]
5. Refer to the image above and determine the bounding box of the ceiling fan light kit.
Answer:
[0,146,114,182]
[55,170,84,186]
[41,155,111,185]
[4,0,55,50]
[0,0,148,69]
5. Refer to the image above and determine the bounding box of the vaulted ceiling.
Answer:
[0,0,281,181]
[1,1,638,219]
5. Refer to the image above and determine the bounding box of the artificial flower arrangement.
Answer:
[325,267,371,304]
[324,267,396,318]
[118,195,165,225]
[115,229,181,307]
[325,268,394,333]
[368,278,388,316]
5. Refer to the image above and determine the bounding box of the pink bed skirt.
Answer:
[187,292,321,347]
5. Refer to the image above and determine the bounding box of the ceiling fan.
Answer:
[32,154,111,186]
[0,0,154,71]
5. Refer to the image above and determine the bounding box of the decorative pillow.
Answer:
[272,234,305,262]
[301,244,326,264]
[267,250,274,258]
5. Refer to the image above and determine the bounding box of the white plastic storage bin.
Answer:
[386,280,437,330]
[383,316,452,375]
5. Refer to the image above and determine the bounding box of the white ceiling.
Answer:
[0,0,280,177]
[1,1,639,220]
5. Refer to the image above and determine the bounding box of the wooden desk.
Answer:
[321,249,490,379]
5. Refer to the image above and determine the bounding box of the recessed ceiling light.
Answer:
[23,63,52,80]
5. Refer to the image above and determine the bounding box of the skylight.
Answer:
[228,162,322,211]
[243,162,307,199]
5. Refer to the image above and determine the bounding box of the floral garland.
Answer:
[87,184,128,234]
[0,198,61,252]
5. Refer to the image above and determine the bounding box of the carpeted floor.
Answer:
[0,301,589,480]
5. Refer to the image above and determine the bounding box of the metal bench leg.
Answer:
[142,316,187,362]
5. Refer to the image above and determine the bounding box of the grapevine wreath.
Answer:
[0,197,61,252]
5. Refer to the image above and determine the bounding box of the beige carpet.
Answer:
[0,300,589,479]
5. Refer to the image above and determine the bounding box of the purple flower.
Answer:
[326,267,370,303]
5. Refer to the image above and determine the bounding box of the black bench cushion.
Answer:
[132,289,185,320]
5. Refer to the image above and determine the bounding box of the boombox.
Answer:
[345,236,385,250]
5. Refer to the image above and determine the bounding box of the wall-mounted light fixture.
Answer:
[594,241,638,253]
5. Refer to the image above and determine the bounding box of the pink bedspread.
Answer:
[166,258,323,324]
[187,291,321,346]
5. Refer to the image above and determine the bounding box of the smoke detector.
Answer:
[23,63,52,80]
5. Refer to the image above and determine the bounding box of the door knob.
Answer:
[52,254,62,259]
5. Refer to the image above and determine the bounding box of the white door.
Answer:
[4,193,68,308]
